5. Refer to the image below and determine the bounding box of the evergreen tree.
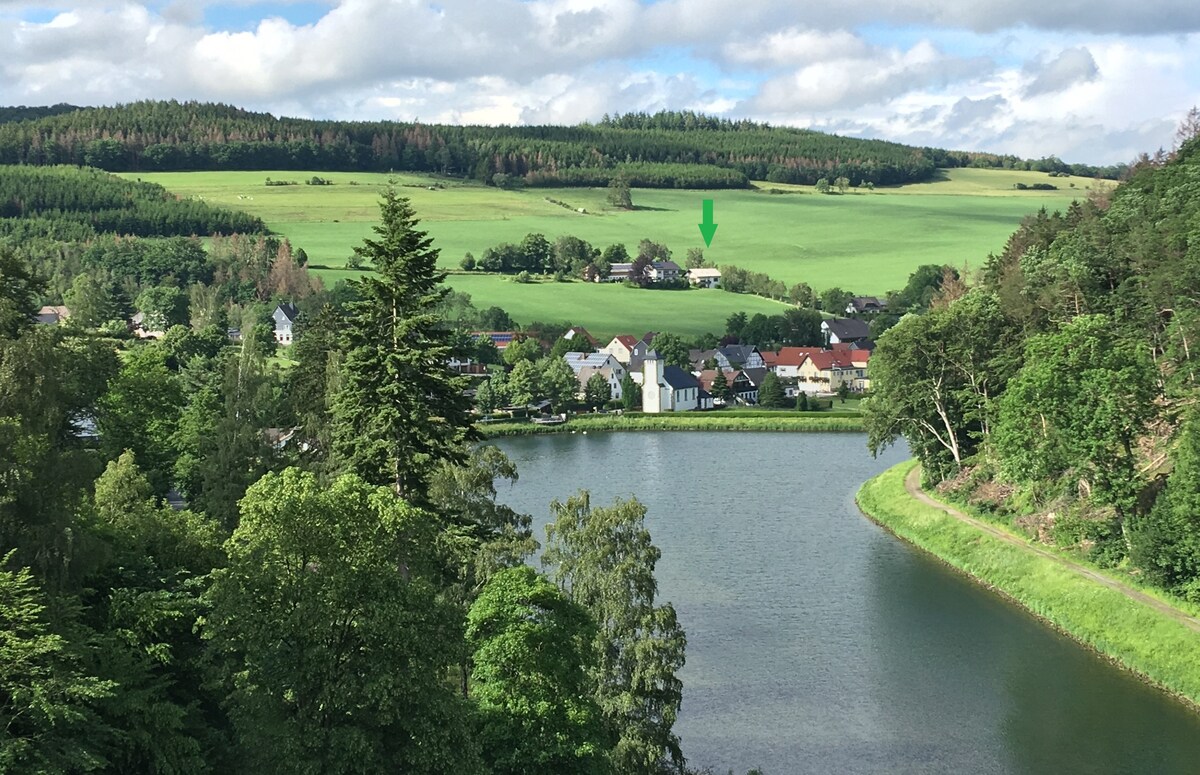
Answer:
[331,190,474,497]
[758,372,787,408]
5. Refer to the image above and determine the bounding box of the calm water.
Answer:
[495,432,1200,775]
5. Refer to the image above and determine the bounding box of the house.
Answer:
[602,335,640,364]
[562,326,597,348]
[845,296,888,315]
[686,267,722,288]
[698,369,752,404]
[689,344,765,372]
[821,317,871,346]
[472,331,519,351]
[273,302,299,345]
[576,365,625,401]
[563,352,627,399]
[642,351,700,412]
[647,260,682,282]
[35,305,70,325]
[795,350,872,394]
[628,333,658,373]
[767,347,825,379]
[597,261,682,285]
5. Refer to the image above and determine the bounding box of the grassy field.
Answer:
[857,460,1200,708]
[127,167,1108,336]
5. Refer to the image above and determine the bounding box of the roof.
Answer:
[563,326,596,346]
[35,305,70,325]
[741,367,768,387]
[563,352,618,373]
[848,296,886,308]
[610,334,638,350]
[653,260,681,272]
[687,267,722,278]
[275,302,299,321]
[661,365,699,390]
[773,347,824,367]
[719,344,760,365]
[472,331,519,349]
[822,318,871,341]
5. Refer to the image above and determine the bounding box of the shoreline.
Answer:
[476,412,864,437]
[856,459,1200,712]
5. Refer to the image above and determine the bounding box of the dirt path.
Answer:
[904,465,1200,634]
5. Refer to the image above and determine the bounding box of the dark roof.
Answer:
[824,318,870,341]
[275,302,299,321]
[661,366,698,390]
[718,344,759,365]
[741,367,768,387]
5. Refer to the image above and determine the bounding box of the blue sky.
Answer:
[3,0,1199,163]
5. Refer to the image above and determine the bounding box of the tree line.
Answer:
[0,165,265,238]
[0,190,709,774]
[864,125,1200,601]
[0,100,944,187]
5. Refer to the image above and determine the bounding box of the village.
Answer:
[466,312,874,417]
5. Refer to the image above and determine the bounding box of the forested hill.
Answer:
[0,99,949,188]
[0,103,81,124]
[864,133,1200,601]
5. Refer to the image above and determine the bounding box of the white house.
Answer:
[686,267,722,288]
[642,351,700,413]
[602,335,640,364]
[564,352,627,399]
[273,302,299,345]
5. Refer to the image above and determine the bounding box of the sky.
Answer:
[2,0,1199,164]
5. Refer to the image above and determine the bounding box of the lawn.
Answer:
[127,167,1107,335]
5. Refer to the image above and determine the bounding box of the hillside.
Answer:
[863,137,1200,603]
[0,100,1121,189]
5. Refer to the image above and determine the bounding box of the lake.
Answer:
[495,432,1200,774]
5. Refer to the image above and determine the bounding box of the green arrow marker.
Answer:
[698,199,718,247]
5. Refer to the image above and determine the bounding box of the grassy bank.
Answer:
[477,411,863,437]
[857,460,1200,708]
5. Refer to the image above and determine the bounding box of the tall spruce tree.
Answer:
[332,189,474,497]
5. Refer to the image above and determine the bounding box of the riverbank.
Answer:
[477,411,863,437]
[857,459,1200,709]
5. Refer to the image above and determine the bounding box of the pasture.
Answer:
[127,168,1106,336]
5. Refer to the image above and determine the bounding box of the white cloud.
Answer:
[0,1,1197,164]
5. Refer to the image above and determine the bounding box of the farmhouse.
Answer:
[472,331,520,351]
[845,296,888,315]
[795,350,872,394]
[686,267,722,288]
[766,347,825,379]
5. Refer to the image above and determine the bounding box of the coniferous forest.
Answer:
[0,100,1125,188]
[864,132,1200,601]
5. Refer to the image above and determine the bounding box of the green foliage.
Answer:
[0,247,44,338]
[331,189,474,496]
[620,373,640,411]
[1131,410,1200,598]
[652,332,691,370]
[993,315,1157,518]
[544,492,686,774]
[585,372,613,409]
[205,469,480,774]
[0,557,113,773]
[96,345,185,495]
[540,356,578,412]
[467,566,610,775]
[757,372,787,408]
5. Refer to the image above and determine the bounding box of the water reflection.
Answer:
[495,432,1200,774]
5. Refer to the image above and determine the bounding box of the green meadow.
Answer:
[127,168,1107,337]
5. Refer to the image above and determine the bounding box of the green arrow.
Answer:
[698,199,718,247]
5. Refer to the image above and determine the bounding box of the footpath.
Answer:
[903,466,1200,634]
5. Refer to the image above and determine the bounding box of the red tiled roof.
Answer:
[612,335,638,349]
[774,347,824,367]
